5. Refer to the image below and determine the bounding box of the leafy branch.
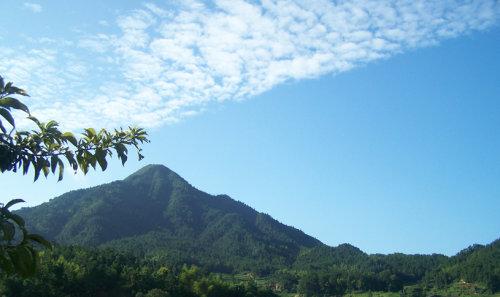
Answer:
[0,76,149,182]
[0,199,51,277]
[0,75,150,277]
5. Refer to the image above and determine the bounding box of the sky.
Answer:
[1,0,500,256]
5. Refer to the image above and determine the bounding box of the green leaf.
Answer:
[4,199,25,210]
[2,221,15,241]
[81,162,89,174]
[65,151,78,171]
[27,234,52,250]
[86,151,97,170]
[0,76,4,91]
[4,82,12,92]
[0,251,14,274]
[98,157,107,171]
[7,86,29,97]
[62,132,77,146]
[57,159,64,181]
[22,157,30,175]
[77,153,89,174]
[8,246,36,277]
[33,160,42,182]
[115,143,127,158]
[95,148,108,171]
[0,108,15,127]
[7,213,25,227]
[120,154,128,165]
[42,165,49,178]
[85,128,96,138]
[45,120,58,129]
[0,119,6,133]
[50,156,58,174]
[0,97,30,113]
[27,116,41,126]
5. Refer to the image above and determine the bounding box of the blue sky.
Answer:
[1,0,500,256]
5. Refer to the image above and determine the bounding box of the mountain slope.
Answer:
[13,164,499,293]
[425,239,500,292]
[18,164,321,272]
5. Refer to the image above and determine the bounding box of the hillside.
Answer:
[18,164,321,273]
[424,239,500,293]
[12,164,500,295]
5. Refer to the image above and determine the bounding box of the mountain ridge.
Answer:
[17,164,322,272]
[14,164,500,293]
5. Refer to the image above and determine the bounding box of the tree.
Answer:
[0,75,149,277]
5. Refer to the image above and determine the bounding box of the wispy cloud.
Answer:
[23,2,42,13]
[2,0,500,130]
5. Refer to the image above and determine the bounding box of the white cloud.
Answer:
[23,2,42,13]
[3,0,500,130]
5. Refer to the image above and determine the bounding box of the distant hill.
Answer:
[425,239,500,292]
[17,164,321,273]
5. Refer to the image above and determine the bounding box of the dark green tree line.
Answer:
[0,246,278,297]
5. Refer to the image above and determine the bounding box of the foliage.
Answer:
[0,75,149,278]
[17,164,320,275]
[3,241,488,297]
[424,239,500,293]
[8,161,500,294]
[0,199,51,278]
[0,76,149,181]
[16,164,500,296]
[0,245,278,297]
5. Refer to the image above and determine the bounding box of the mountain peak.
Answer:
[335,243,365,256]
[124,164,190,188]
[127,164,174,177]
[18,162,322,272]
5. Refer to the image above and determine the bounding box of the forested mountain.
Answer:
[1,242,498,297]
[17,164,321,273]
[424,239,500,292]
[13,164,499,296]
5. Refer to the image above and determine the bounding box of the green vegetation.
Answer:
[0,246,277,297]
[424,240,500,293]
[11,164,500,296]
[0,76,148,181]
[3,244,496,297]
[17,164,320,274]
[0,75,149,277]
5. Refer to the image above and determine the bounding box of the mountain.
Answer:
[425,239,500,292]
[17,164,321,273]
[14,164,500,293]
